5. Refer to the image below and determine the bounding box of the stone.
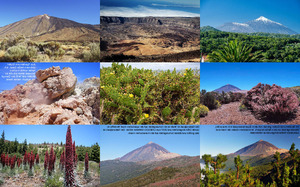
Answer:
[42,67,77,99]
[35,66,61,82]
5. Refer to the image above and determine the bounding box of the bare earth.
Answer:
[200,102,300,125]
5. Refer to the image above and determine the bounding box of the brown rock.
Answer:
[42,67,77,99]
[38,96,93,124]
[35,66,61,82]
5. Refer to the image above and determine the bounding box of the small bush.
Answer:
[4,45,30,62]
[201,92,220,110]
[199,104,209,117]
[243,83,299,121]
[83,43,100,62]
[239,103,247,111]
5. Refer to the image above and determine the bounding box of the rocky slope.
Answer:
[119,142,181,162]
[100,16,200,62]
[0,14,100,42]
[0,66,100,124]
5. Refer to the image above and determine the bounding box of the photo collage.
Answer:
[0,0,299,186]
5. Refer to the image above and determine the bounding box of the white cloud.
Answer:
[100,5,199,17]
[151,3,200,8]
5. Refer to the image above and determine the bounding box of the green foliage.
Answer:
[201,143,300,186]
[100,63,200,124]
[83,43,100,62]
[200,92,220,110]
[201,30,300,62]
[4,45,36,62]
[208,39,262,62]
[45,173,64,187]
[199,104,209,117]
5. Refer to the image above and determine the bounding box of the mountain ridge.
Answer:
[213,84,241,93]
[217,16,297,35]
[0,14,100,42]
[119,142,181,162]
[232,139,288,157]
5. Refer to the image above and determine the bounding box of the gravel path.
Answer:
[200,102,300,125]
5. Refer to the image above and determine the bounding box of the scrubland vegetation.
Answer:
[200,83,300,123]
[201,31,300,62]
[201,143,300,186]
[0,34,100,62]
[100,63,200,124]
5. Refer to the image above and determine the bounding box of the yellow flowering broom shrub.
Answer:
[100,63,200,124]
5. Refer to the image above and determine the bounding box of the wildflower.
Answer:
[110,72,114,75]
[144,114,149,118]
[184,73,187,76]
[185,68,188,71]
[101,86,105,89]
[129,94,134,98]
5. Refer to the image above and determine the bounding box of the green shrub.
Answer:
[45,174,64,187]
[201,92,220,110]
[239,103,247,111]
[199,104,209,117]
[83,43,100,62]
[100,63,200,124]
[4,45,30,61]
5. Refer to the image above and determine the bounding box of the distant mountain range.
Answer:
[213,84,242,93]
[120,142,181,162]
[0,14,100,42]
[216,16,297,35]
[232,140,288,157]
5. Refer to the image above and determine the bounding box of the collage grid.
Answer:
[0,0,299,186]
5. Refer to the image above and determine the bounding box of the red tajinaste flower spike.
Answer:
[65,125,75,186]
[85,152,89,172]
[44,150,49,171]
[36,153,39,164]
[48,145,54,175]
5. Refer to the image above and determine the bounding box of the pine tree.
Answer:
[273,151,281,183]
[65,125,75,186]
[234,155,243,180]
[91,143,100,162]
[0,131,5,154]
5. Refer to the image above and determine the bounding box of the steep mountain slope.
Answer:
[217,16,297,34]
[101,156,200,186]
[213,84,241,93]
[0,14,100,41]
[120,142,181,162]
[233,140,288,156]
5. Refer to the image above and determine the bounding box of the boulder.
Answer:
[35,66,61,82]
[42,67,77,99]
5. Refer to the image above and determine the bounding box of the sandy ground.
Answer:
[200,102,300,125]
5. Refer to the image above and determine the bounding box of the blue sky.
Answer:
[100,125,200,161]
[201,63,300,91]
[201,0,300,33]
[200,125,300,157]
[0,125,100,146]
[0,63,100,91]
[100,62,200,71]
[101,0,200,17]
[0,0,100,26]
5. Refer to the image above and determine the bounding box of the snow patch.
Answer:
[255,16,282,25]
[233,22,249,27]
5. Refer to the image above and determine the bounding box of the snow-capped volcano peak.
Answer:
[255,16,282,25]
[256,16,270,22]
